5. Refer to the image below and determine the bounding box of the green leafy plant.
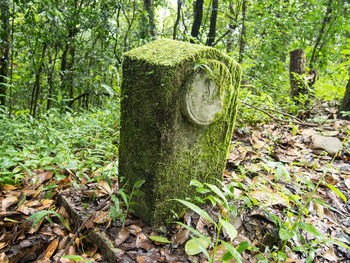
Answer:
[27,209,68,230]
[174,180,254,263]
[116,179,145,228]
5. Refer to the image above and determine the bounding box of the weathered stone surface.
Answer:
[312,134,342,155]
[119,39,241,227]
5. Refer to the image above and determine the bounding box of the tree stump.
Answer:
[119,39,241,227]
[290,49,308,99]
[339,77,350,120]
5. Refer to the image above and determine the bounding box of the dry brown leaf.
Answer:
[0,252,9,263]
[249,190,287,206]
[32,170,53,185]
[136,255,153,263]
[209,243,235,263]
[97,180,113,196]
[325,173,340,185]
[67,245,76,255]
[58,236,69,251]
[135,232,152,250]
[21,189,38,197]
[93,211,111,224]
[343,175,350,189]
[127,224,142,235]
[313,202,324,220]
[321,247,343,261]
[115,227,130,246]
[1,184,17,191]
[2,195,18,211]
[44,239,59,259]
[171,228,190,245]
[52,226,65,237]
[0,242,7,250]
[196,216,209,234]
[57,206,69,218]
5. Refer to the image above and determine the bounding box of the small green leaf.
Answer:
[326,184,347,203]
[297,222,322,238]
[148,235,171,244]
[279,227,294,240]
[223,242,242,263]
[185,237,210,256]
[222,251,234,261]
[278,251,287,261]
[236,241,250,253]
[62,255,92,263]
[220,218,238,241]
[189,179,203,188]
[205,183,228,207]
[118,189,128,205]
[134,179,145,188]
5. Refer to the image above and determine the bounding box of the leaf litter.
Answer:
[0,101,350,262]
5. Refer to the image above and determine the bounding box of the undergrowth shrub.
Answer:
[0,100,120,185]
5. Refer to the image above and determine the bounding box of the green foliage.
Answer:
[0,101,119,186]
[175,142,350,262]
[116,179,145,228]
[27,209,68,229]
[174,181,251,263]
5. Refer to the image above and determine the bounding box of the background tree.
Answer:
[0,0,348,117]
[0,0,10,106]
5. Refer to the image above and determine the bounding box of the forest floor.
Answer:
[0,100,350,263]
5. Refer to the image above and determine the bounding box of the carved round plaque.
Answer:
[183,70,226,126]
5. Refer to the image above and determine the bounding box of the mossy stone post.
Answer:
[119,39,241,227]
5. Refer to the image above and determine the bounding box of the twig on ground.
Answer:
[239,99,320,128]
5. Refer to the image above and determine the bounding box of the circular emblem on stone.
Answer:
[183,70,226,126]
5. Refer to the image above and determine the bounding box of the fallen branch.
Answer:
[56,193,113,263]
[238,99,319,128]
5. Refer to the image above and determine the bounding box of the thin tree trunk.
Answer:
[173,0,182,40]
[0,0,10,106]
[238,0,246,64]
[339,77,350,120]
[9,0,15,115]
[309,0,333,68]
[60,29,76,95]
[206,0,218,46]
[190,0,204,43]
[122,0,137,51]
[143,0,157,39]
[46,49,58,111]
[67,46,76,101]
[30,43,47,117]
[290,49,308,99]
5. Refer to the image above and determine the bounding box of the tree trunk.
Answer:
[46,49,58,111]
[290,49,308,98]
[339,76,350,120]
[0,0,10,106]
[238,0,246,63]
[143,0,157,39]
[8,0,15,115]
[190,0,204,43]
[310,0,333,68]
[173,0,182,40]
[206,0,218,46]
[30,43,47,117]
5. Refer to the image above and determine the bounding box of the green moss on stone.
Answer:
[119,39,241,227]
